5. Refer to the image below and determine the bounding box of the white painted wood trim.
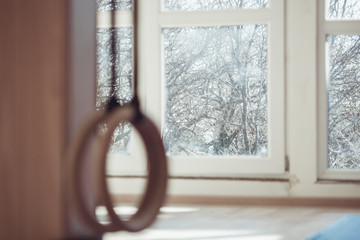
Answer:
[317,0,360,180]
[159,9,272,27]
[323,21,360,34]
[317,0,330,180]
[97,10,132,28]
[286,0,318,184]
[107,178,360,198]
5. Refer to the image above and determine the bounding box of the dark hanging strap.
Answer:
[132,0,139,101]
[107,0,119,112]
[107,0,140,112]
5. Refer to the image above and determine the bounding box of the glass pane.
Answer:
[163,25,268,156]
[163,0,269,11]
[97,28,133,153]
[327,35,360,169]
[96,0,132,12]
[327,0,360,20]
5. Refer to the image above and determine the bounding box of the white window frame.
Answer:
[317,0,360,180]
[98,0,360,199]
[159,1,285,176]
[99,0,286,177]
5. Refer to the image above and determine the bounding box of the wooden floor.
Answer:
[102,204,360,240]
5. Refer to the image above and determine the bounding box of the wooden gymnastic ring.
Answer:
[69,106,139,234]
[98,104,168,232]
[69,104,167,233]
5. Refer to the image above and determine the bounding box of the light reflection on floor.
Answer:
[104,230,282,240]
[101,205,360,240]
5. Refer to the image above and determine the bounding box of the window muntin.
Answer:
[163,0,269,11]
[163,25,268,157]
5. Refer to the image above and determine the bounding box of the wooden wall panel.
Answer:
[0,1,21,238]
[0,1,66,239]
[20,1,65,238]
[0,1,96,239]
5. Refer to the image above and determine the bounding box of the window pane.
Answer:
[163,0,269,11]
[97,28,133,153]
[96,0,132,12]
[327,35,360,169]
[327,0,360,20]
[163,25,268,156]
